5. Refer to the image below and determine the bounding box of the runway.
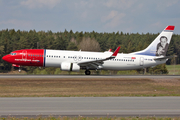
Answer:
[0,75,180,117]
[0,97,180,117]
[1,75,180,79]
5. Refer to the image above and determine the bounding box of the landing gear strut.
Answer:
[19,67,21,72]
[85,70,91,75]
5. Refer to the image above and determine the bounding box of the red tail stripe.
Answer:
[165,26,175,31]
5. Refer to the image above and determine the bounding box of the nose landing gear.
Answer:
[19,67,21,72]
[85,70,91,75]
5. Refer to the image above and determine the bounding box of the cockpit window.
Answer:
[10,53,16,55]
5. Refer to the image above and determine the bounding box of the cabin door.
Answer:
[140,57,144,66]
[22,50,27,60]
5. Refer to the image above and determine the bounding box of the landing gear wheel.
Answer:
[85,70,91,75]
[19,67,21,72]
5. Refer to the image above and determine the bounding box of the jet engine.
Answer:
[61,62,80,71]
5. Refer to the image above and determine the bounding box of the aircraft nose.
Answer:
[2,55,14,63]
[2,55,9,62]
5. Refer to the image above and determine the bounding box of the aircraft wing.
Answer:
[77,46,120,69]
[154,55,177,60]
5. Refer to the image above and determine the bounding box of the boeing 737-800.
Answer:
[2,26,175,75]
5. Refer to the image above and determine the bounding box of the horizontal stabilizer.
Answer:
[154,55,177,60]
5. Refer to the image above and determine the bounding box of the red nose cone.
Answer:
[2,55,12,63]
[2,55,7,61]
[2,55,11,63]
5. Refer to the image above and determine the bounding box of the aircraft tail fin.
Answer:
[130,25,175,56]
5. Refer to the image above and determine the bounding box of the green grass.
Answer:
[166,64,180,75]
[4,64,180,75]
[0,78,180,97]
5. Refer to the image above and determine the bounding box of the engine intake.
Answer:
[61,62,80,71]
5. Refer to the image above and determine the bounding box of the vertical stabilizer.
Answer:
[130,25,175,56]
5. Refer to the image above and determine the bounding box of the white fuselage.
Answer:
[45,50,166,70]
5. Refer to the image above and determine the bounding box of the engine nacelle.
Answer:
[61,62,80,71]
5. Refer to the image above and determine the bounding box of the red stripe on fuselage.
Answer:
[5,49,44,67]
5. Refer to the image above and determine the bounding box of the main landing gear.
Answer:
[85,70,91,75]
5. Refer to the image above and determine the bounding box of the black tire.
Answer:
[85,70,91,75]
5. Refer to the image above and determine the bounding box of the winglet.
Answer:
[112,46,120,57]
[108,49,112,52]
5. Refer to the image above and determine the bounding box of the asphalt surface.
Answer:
[0,75,180,79]
[0,75,180,117]
[0,97,180,117]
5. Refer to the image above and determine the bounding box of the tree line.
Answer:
[0,29,179,74]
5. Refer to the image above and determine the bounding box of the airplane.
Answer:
[2,25,175,75]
